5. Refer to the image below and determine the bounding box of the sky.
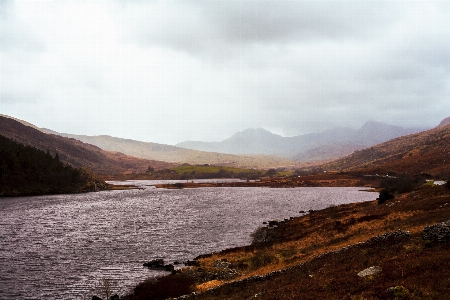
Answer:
[1,1,450,145]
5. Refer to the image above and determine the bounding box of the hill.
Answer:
[49,132,297,169]
[0,135,108,196]
[124,183,450,300]
[438,116,450,127]
[0,116,174,175]
[177,122,423,161]
[322,120,450,177]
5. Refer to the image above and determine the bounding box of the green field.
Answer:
[170,165,264,179]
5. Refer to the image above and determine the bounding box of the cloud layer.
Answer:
[1,1,450,144]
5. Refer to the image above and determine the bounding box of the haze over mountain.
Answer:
[177,121,424,161]
[1,115,296,169]
[51,132,297,169]
[322,117,450,176]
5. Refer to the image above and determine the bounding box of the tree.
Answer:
[265,169,277,177]
[250,226,275,245]
[378,189,394,204]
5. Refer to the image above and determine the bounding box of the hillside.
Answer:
[0,116,174,175]
[322,121,450,176]
[50,132,297,169]
[177,122,423,161]
[124,183,450,300]
[439,116,450,127]
[0,135,108,196]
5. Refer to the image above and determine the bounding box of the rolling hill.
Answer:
[0,116,174,175]
[43,132,298,169]
[322,119,450,176]
[1,115,297,169]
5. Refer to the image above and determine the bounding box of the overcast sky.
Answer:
[1,1,449,145]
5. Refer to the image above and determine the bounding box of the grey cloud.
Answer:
[201,1,399,43]
[129,1,402,56]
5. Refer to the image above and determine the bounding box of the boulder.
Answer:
[382,286,411,299]
[185,260,200,267]
[143,259,165,268]
[164,264,175,271]
[357,266,381,277]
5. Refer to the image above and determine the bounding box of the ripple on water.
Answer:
[0,182,376,299]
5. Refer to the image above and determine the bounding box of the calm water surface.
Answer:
[0,180,376,299]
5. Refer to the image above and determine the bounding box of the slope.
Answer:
[0,116,174,175]
[51,132,297,169]
[322,120,450,176]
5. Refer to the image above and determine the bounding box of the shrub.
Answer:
[250,226,275,245]
[378,189,394,204]
[128,274,196,300]
[249,252,277,270]
[380,175,425,194]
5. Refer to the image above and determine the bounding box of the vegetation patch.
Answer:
[0,135,108,196]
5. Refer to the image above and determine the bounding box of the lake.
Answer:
[0,180,376,299]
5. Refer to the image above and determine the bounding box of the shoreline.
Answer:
[120,183,450,300]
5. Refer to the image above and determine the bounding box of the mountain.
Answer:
[53,132,297,169]
[322,118,450,176]
[176,122,423,161]
[177,128,285,155]
[0,116,174,175]
[1,115,296,169]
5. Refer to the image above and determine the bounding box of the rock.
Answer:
[143,259,165,268]
[213,259,231,269]
[383,286,411,299]
[164,264,175,271]
[357,266,381,277]
[268,220,279,227]
[185,260,200,267]
[422,220,450,243]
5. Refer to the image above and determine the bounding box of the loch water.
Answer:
[0,180,376,299]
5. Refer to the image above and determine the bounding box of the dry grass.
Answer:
[183,184,450,299]
[125,184,450,299]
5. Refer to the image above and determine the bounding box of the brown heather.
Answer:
[126,184,450,299]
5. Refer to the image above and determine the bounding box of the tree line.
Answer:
[0,135,107,196]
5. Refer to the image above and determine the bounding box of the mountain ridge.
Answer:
[177,121,424,161]
[322,118,450,176]
[0,115,296,169]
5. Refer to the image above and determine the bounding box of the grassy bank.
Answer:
[122,182,450,300]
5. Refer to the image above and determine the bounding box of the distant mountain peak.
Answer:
[233,128,280,138]
[360,120,400,129]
